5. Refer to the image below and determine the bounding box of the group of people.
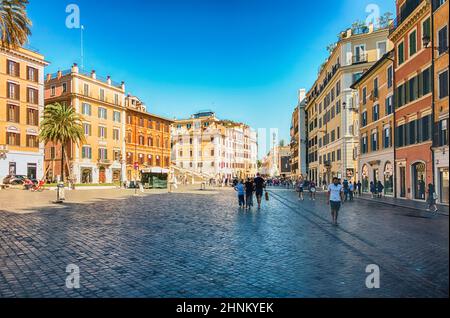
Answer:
[233,173,267,210]
[295,178,317,201]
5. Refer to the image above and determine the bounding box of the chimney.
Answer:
[57,70,62,79]
[46,73,52,82]
[91,70,96,80]
[368,23,374,33]
[107,76,111,86]
[71,63,79,73]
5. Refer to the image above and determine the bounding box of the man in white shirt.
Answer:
[327,177,345,226]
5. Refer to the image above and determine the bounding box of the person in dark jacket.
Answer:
[377,181,384,198]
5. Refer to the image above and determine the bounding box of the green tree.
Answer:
[0,0,32,48]
[39,102,85,183]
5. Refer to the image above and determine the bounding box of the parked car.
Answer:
[2,175,37,185]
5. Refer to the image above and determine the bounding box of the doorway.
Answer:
[99,167,106,184]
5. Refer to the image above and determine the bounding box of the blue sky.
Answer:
[27,0,394,157]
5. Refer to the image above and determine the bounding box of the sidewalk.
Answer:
[357,193,449,216]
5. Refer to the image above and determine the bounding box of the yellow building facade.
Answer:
[0,47,48,181]
[306,24,393,185]
[351,51,395,195]
[44,64,126,184]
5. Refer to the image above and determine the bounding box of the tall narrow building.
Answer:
[0,47,48,181]
[431,0,449,205]
[389,0,433,200]
[306,23,392,185]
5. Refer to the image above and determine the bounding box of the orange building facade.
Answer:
[390,0,433,201]
[125,95,173,184]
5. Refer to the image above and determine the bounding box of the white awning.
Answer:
[141,167,169,174]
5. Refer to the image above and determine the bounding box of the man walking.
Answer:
[254,173,266,209]
[327,177,345,226]
[244,178,254,209]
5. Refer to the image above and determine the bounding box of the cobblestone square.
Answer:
[0,187,448,298]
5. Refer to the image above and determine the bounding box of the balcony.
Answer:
[98,159,112,165]
[389,0,424,35]
[352,54,368,65]
[324,160,332,167]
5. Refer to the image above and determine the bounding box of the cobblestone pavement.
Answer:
[0,187,448,298]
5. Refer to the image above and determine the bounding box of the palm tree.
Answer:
[39,102,85,183]
[0,0,32,48]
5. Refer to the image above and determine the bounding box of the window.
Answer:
[62,83,67,93]
[438,119,448,146]
[7,60,19,77]
[148,137,153,147]
[362,87,367,105]
[373,78,379,98]
[423,17,431,41]
[114,94,119,105]
[387,65,393,88]
[422,67,431,95]
[83,83,89,96]
[336,101,341,114]
[113,111,121,123]
[371,131,378,151]
[361,136,368,154]
[98,126,107,139]
[98,107,107,120]
[438,25,448,56]
[438,70,449,99]
[6,132,20,146]
[26,135,39,148]
[420,115,431,142]
[99,89,105,101]
[98,148,108,160]
[51,86,56,96]
[377,41,387,59]
[409,30,417,56]
[83,123,91,136]
[373,104,379,121]
[383,127,391,148]
[27,67,38,82]
[82,103,91,115]
[408,120,417,145]
[138,135,145,145]
[337,149,341,161]
[396,124,405,147]
[7,82,20,100]
[361,111,368,127]
[113,151,121,162]
[336,81,341,96]
[27,88,38,104]
[27,108,39,126]
[113,129,120,141]
[385,95,394,115]
[7,104,20,123]
[398,42,405,65]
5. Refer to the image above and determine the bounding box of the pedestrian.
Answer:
[254,173,266,209]
[296,178,304,201]
[309,180,317,200]
[349,181,354,201]
[234,180,245,209]
[343,179,349,201]
[377,181,384,198]
[370,181,376,198]
[244,178,254,209]
[426,183,438,213]
[357,181,362,196]
[327,177,345,226]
